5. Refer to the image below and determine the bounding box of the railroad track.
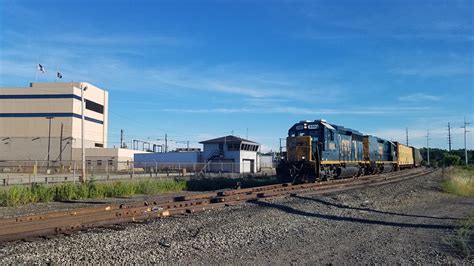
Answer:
[0,168,436,243]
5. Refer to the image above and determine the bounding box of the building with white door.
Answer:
[200,135,260,173]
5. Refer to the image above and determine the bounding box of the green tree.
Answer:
[443,153,461,166]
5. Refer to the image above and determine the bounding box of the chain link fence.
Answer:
[0,160,277,186]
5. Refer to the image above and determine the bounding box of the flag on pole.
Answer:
[57,72,62,79]
[37,64,45,73]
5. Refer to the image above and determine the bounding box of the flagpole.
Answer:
[35,57,38,82]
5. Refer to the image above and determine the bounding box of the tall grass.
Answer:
[0,179,187,207]
[442,166,474,196]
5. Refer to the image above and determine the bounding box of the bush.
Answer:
[31,184,55,203]
[87,180,105,199]
[55,183,78,201]
[443,153,461,167]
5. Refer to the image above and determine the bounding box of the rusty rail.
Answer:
[0,168,435,242]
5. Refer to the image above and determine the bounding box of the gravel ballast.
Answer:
[0,170,472,264]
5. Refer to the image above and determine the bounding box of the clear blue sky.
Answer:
[1,0,473,151]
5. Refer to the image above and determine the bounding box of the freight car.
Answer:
[277,120,423,183]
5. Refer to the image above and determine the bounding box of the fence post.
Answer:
[34,160,37,183]
[106,161,110,181]
[155,162,158,178]
[73,160,76,184]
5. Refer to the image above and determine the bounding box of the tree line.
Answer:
[419,148,473,167]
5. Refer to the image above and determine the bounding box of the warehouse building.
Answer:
[0,82,140,171]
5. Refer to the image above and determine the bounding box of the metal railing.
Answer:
[0,160,277,186]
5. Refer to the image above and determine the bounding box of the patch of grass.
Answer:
[186,176,279,191]
[31,184,55,203]
[445,215,473,259]
[136,179,187,195]
[442,167,474,196]
[0,179,187,207]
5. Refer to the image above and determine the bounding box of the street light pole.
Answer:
[46,116,54,172]
[80,85,88,183]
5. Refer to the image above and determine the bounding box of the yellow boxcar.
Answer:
[397,143,414,167]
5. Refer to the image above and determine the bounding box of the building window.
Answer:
[97,160,102,166]
[95,143,104,147]
[108,160,113,166]
[227,143,240,151]
[85,99,104,114]
[86,160,91,165]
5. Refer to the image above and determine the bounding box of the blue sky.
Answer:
[1,0,473,151]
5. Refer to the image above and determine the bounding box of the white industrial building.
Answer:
[0,82,141,171]
[134,135,262,174]
[200,136,260,173]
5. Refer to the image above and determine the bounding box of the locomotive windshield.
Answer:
[289,123,320,140]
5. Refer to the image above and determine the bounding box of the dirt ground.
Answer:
[0,170,472,264]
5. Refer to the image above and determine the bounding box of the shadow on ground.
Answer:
[249,199,460,230]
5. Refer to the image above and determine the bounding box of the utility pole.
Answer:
[447,122,452,152]
[187,141,189,150]
[120,129,124,148]
[279,138,283,158]
[462,117,470,165]
[426,130,430,166]
[46,117,54,171]
[165,134,168,153]
[406,128,409,146]
[59,123,63,162]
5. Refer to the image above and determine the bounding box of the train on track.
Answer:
[277,119,423,183]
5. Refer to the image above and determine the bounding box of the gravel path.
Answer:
[1,170,472,264]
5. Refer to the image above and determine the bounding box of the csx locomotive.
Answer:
[277,120,422,183]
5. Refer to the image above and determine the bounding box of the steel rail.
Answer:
[0,168,435,242]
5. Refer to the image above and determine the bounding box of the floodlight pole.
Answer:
[80,85,88,183]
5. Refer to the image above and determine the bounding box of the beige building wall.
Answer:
[71,148,144,171]
[0,82,108,161]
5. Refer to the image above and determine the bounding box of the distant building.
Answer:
[200,135,260,173]
[134,135,262,173]
[0,82,141,170]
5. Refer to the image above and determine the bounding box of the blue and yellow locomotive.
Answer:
[277,120,419,183]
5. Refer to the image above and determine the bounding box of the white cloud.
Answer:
[398,93,440,102]
[391,64,473,78]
